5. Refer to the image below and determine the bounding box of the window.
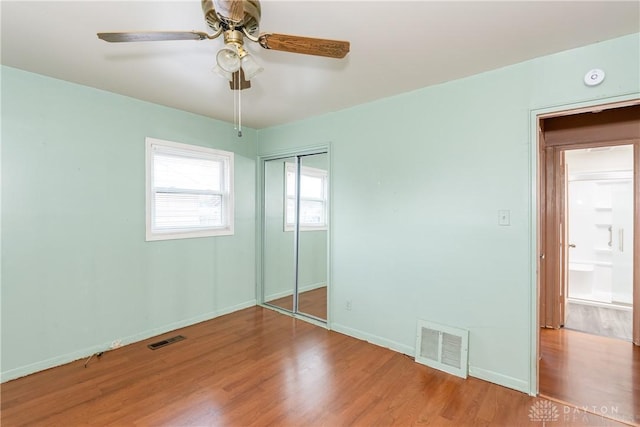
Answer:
[146,137,234,241]
[285,163,328,231]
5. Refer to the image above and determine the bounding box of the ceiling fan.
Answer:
[97,0,351,91]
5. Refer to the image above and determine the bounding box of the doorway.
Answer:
[564,146,634,341]
[261,150,329,322]
[537,102,640,422]
[538,103,640,340]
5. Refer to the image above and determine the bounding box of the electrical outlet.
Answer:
[346,300,352,311]
[110,339,122,349]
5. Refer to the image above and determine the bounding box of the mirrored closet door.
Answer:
[262,151,328,321]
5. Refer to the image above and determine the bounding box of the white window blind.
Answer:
[146,138,234,240]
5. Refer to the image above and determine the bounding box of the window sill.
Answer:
[146,227,234,241]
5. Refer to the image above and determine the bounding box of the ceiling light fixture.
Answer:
[240,54,263,80]
[97,0,351,139]
[212,64,232,81]
[212,30,264,137]
[216,43,241,73]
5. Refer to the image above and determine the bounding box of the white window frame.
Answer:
[284,162,328,232]
[145,137,234,241]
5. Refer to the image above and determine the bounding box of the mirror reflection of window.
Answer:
[284,163,327,231]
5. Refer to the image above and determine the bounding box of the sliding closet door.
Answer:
[261,151,329,321]
[297,153,328,320]
[263,157,296,312]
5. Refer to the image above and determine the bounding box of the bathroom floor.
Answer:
[564,301,632,341]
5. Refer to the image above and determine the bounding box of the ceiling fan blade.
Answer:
[258,33,350,59]
[97,31,212,43]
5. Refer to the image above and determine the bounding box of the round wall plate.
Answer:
[584,69,605,86]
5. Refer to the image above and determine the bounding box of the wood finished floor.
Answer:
[540,327,640,426]
[564,301,633,341]
[1,307,632,426]
[267,286,327,320]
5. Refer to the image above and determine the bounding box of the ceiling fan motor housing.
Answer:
[201,0,261,36]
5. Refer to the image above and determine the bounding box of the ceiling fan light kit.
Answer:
[216,44,242,73]
[212,64,233,82]
[97,0,350,136]
[214,29,263,79]
[240,55,264,80]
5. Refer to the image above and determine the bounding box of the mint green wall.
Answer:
[256,33,640,392]
[1,66,257,381]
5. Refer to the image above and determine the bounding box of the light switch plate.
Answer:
[498,210,510,226]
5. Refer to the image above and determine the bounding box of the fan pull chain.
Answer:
[233,73,238,135]
[238,79,242,137]
[231,71,242,138]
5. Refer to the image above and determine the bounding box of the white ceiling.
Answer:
[2,1,639,129]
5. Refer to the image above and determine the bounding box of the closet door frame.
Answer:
[257,144,331,327]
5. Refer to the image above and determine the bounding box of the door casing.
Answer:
[535,99,640,394]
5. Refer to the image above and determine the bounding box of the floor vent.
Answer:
[415,320,469,378]
[148,335,186,350]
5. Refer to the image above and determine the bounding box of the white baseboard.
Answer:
[331,323,529,394]
[3,302,531,396]
[330,323,414,356]
[0,299,257,383]
[468,366,529,393]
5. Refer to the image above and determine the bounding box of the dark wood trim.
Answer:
[538,98,640,120]
[542,104,640,147]
[538,139,547,327]
[540,145,564,328]
[635,142,640,345]
[559,150,567,327]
